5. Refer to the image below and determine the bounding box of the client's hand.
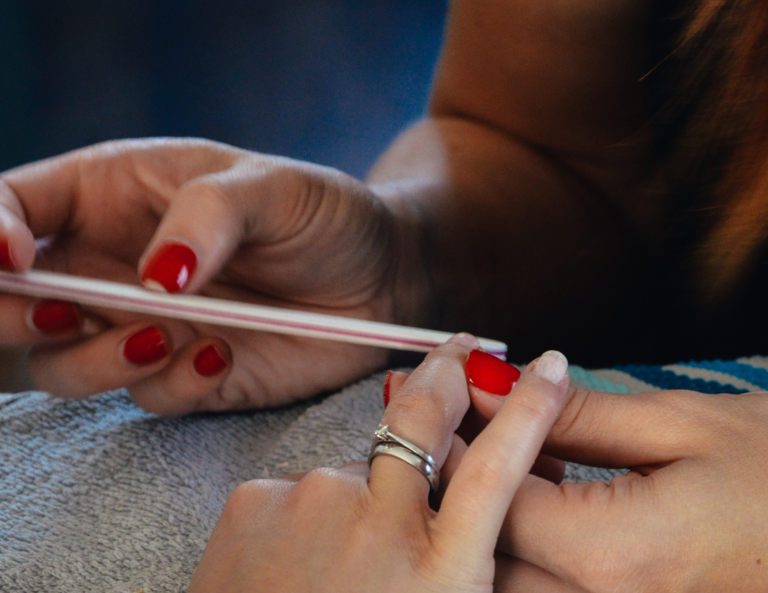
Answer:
[189,333,570,592]
[474,383,768,591]
[0,138,426,414]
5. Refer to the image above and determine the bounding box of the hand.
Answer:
[0,138,428,414]
[188,334,571,592]
[473,383,768,591]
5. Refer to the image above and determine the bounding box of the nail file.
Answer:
[0,270,508,358]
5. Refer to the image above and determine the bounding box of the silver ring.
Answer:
[367,424,440,492]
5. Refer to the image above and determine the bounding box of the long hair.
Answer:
[652,0,768,306]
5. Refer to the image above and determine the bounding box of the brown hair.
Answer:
[652,0,768,305]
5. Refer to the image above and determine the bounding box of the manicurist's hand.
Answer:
[0,138,428,414]
[472,383,768,591]
[188,333,571,592]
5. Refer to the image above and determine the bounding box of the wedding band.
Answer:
[368,424,440,492]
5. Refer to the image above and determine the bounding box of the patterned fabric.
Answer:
[572,356,768,394]
[1,357,766,591]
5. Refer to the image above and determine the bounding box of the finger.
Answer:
[456,348,521,444]
[498,472,653,588]
[368,333,478,510]
[0,297,89,346]
[544,386,719,467]
[1,139,239,241]
[382,370,409,408]
[0,179,36,271]
[495,553,588,592]
[2,151,82,239]
[437,351,569,561]
[137,158,312,294]
[432,433,469,508]
[129,338,232,416]
[441,440,564,490]
[28,321,187,398]
[472,367,713,468]
[439,362,564,495]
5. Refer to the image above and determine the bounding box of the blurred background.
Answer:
[0,0,446,391]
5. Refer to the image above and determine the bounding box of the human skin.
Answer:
[482,382,768,591]
[188,334,573,593]
[0,0,665,410]
[0,140,417,414]
[214,361,768,592]
[396,369,768,592]
[0,1,764,588]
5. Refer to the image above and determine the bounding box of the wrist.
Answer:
[370,181,441,367]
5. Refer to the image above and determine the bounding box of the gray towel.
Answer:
[0,373,387,592]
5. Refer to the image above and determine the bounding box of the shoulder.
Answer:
[431,0,654,153]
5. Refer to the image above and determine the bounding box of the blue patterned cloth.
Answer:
[570,355,768,395]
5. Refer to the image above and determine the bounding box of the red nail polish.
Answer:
[383,370,393,408]
[141,242,197,293]
[194,345,227,377]
[123,326,168,365]
[31,300,81,334]
[0,239,15,272]
[466,349,521,395]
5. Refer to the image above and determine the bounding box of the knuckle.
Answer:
[223,480,273,521]
[293,468,344,498]
[180,178,238,219]
[551,387,598,442]
[512,389,561,424]
[289,467,369,517]
[387,387,451,429]
[459,449,509,493]
[228,480,267,508]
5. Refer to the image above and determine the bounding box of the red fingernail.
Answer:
[31,300,81,334]
[194,345,227,377]
[0,239,15,272]
[466,349,521,395]
[123,326,168,365]
[141,242,197,293]
[383,370,393,408]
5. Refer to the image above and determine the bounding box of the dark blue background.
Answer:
[0,0,446,178]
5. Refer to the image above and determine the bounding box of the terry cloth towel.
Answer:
[2,356,768,592]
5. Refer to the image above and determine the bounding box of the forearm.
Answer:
[368,116,664,365]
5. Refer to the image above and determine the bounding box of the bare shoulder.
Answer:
[431,0,654,155]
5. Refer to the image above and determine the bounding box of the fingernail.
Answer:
[0,238,15,272]
[466,349,521,395]
[81,317,102,337]
[141,242,197,293]
[123,326,168,366]
[383,370,393,408]
[31,300,82,334]
[531,350,568,385]
[193,345,227,377]
[449,332,481,349]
